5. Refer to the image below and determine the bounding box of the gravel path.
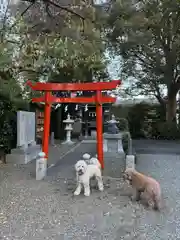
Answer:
[0,141,179,239]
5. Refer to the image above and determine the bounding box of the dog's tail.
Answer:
[89,157,101,169]
[82,153,91,160]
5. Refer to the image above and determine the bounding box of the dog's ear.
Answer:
[83,160,88,168]
[74,162,78,170]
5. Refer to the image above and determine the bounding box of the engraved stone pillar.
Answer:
[103,133,125,178]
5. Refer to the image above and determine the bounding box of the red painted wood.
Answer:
[32,96,116,104]
[96,91,104,169]
[32,96,45,102]
[27,80,121,91]
[42,92,51,159]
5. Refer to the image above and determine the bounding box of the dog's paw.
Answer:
[74,190,81,196]
[98,185,104,191]
[84,191,90,197]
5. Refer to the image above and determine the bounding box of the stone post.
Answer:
[36,152,47,180]
[126,155,135,170]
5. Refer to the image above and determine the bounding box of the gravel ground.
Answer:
[0,141,179,239]
[0,166,145,240]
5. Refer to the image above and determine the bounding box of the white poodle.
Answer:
[74,159,104,196]
[82,153,101,169]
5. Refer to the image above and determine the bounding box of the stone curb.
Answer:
[125,155,135,170]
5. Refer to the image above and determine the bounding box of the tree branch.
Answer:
[10,2,35,30]
[17,0,96,33]
[47,0,86,21]
[20,1,35,16]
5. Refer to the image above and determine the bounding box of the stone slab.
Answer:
[17,111,36,147]
[103,152,126,178]
[11,144,40,154]
[103,133,123,139]
[81,140,96,143]
[103,139,125,153]
[102,132,126,178]
[6,144,41,164]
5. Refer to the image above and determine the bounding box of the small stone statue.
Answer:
[106,114,119,134]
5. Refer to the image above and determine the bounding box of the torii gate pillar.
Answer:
[96,91,103,168]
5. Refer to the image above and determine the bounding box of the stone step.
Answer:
[103,154,126,178]
[6,145,41,164]
[11,144,41,154]
[81,140,96,143]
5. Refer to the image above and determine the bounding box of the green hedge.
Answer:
[116,118,129,131]
[111,102,180,140]
[0,94,30,152]
[0,95,16,152]
[153,122,180,140]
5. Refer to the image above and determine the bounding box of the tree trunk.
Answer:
[166,93,177,123]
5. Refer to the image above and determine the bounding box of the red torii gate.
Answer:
[27,80,121,169]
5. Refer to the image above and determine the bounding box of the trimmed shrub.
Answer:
[0,94,30,153]
[117,118,129,131]
[127,103,166,139]
[155,122,180,140]
[0,95,16,152]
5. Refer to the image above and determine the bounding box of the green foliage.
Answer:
[155,122,180,140]
[107,0,180,120]
[111,105,130,119]
[0,2,109,153]
[118,102,179,139]
[127,103,149,138]
[117,118,129,131]
[18,33,106,82]
[0,92,29,152]
[0,18,31,151]
[127,103,166,138]
[0,18,24,102]
[0,95,16,152]
[0,2,109,92]
[11,3,108,84]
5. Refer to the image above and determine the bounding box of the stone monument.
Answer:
[103,114,125,178]
[6,111,41,164]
